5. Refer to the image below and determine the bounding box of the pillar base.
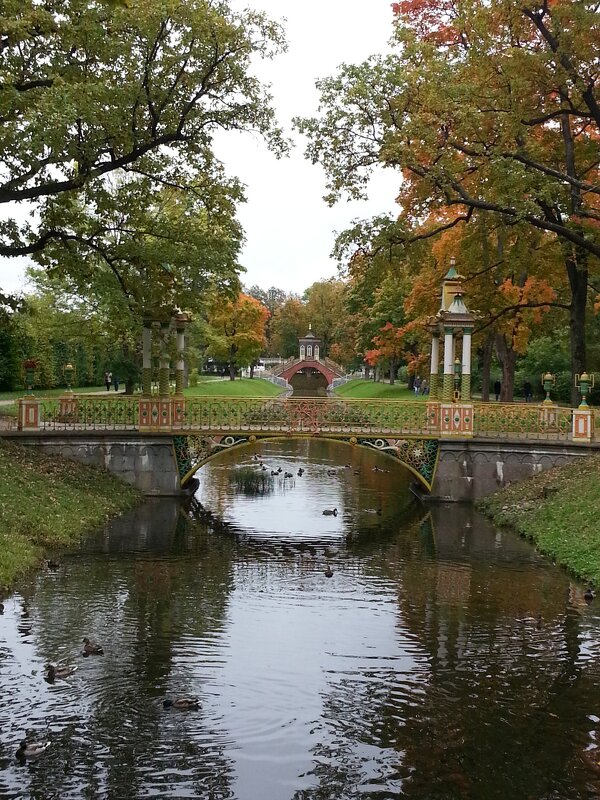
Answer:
[440,403,474,437]
[138,397,173,431]
[426,400,441,433]
[18,397,42,430]
[58,393,78,424]
[572,408,594,443]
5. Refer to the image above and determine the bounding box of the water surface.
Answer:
[1,439,599,799]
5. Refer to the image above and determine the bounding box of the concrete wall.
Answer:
[433,439,600,502]
[6,433,182,496]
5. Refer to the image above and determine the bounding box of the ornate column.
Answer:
[442,327,454,402]
[461,327,472,401]
[158,321,171,397]
[174,314,187,396]
[429,331,440,400]
[142,322,153,396]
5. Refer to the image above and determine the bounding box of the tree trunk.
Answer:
[389,358,396,385]
[125,377,135,395]
[480,332,494,402]
[566,251,587,407]
[229,363,236,380]
[250,363,255,379]
[494,333,517,402]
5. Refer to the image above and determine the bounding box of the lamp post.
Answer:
[22,359,37,396]
[575,372,594,409]
[541,372,555,405]
[453,357,462,401]
[63,362,74,393]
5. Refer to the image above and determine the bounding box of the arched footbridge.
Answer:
[7,395,600,501]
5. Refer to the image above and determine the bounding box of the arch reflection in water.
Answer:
[0,440,600,799]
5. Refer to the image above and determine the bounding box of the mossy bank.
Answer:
[0,440,141,592]
[479,452,600,584]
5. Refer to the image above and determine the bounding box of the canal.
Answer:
[1,439,599,799]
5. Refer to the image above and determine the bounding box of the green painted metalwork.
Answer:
[442,374,453,402]
[174,432,440,493]
[429,373,439,400]
[461,373,471,402]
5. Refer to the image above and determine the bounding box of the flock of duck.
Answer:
[11,631,200,762]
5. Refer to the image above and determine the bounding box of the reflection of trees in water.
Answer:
[6,503,237,799]
[290,509,599,799]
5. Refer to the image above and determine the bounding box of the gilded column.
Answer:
[142,323,152,396]
[442,327,454,402]
[429,332,440,400]
[461,327,472,402]
[158,321,171,396]
[175,318,186,396]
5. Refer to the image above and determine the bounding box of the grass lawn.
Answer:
[334,379,427,401]
[479,453,600,584]
[183,378,283,397]
[0,385,106,401]
[0,440,141,592]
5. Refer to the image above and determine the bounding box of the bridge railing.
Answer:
[471,402,573,440]
[174,397,431,435]
[36,395,139,431]
[9,394,598,443]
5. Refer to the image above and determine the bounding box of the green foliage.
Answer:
[0,440,140,591]
[229,466,274,496]
[480,454,600,584]
[0,0,286,260]
[189,368,200,388]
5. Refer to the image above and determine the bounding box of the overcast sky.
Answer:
[0,1,400,298]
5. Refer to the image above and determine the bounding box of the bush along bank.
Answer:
[478,452,600,585]
[0,440,142,592]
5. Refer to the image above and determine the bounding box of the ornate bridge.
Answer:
[9,395,598,499]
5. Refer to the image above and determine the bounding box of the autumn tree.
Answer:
[246,285,288,355]
[205,293,268,380]
[271,296,308,358]
[297,0,599,403]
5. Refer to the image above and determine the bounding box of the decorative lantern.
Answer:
[453,357,462,400]
[22,358,38,395]
[575,372,594,409]
[541,372,555,405]
[63,362,75,393]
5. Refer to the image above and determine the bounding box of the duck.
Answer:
[271,470,278,476]
[82,637,104,656]
[16,739,50,759]
[324,566,334,578]
[322,508,338,516]
[0,602,4,614]
[46,663,78,681]
[326,469,336,477]
[584,584,595,603]
[284,472,294,479]
[163,697,200,710]
[297,468,304,476]
[46,559,60,570]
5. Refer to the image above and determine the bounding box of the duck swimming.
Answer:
[324,566,334,578]
[584,585,595,603]
[46,664,77,681]
[82,637,104,656]
[16,739,50,759]
[322,508,338,516]
[163,697,200,710]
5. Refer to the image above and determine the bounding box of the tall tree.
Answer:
[297,0,599,403]
[0,0,285,263]
[205,292,268,380]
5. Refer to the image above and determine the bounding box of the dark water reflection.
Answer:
[1,440,600,799]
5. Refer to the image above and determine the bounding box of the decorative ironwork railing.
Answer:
[7,395,598,442]
[471,402,573,440]
[177,397,430,435]
[37,396,139,431]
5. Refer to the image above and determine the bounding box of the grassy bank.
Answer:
[479,453,600,584]
[0,440,141,592]
[183,378,282,397]
[334,379,425,401]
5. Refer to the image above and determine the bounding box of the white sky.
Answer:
[0,1,400,298]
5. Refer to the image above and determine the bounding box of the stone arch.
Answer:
[280,360,338,384]
[175,434,439,493]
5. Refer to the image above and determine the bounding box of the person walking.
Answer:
[104,371,110,392]
[524,380,532,402]
[494,380,501,401]
[113,374,120,392]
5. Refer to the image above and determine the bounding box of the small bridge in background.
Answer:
[4,395,598,501]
